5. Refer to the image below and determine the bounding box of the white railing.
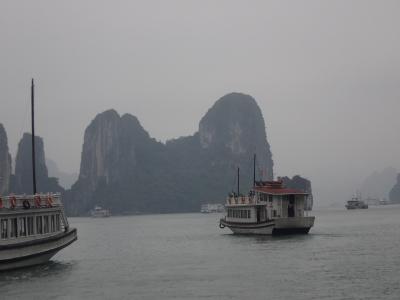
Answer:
[0,193,63,210]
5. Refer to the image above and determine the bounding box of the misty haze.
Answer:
[1,1,399,299]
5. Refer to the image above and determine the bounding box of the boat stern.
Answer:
[272,216,315,235]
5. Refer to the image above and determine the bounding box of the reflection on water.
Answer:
[0,260,75,283]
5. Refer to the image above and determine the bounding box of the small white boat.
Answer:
[200,203,224,213]
[90,206,111,218]
[345,197,368,209]
[219,180,315,235]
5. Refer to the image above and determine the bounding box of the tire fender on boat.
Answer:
[34,195,41,207]
[46,195,53,207]
[23,199,31,209]
[10,195,17,208]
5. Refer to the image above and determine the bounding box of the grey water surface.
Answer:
[1,206,400,300]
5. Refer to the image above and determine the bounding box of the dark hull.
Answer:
[272,227,311,235]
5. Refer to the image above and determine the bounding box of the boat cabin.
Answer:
[225,180,308,223]
[0,194,69,245]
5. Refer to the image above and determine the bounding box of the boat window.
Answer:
[56,214,61,231]
[51,215,55,232]
[27,216,34,236]
[36,216,43,234]
[269,195,273,202]
[10,218,18,238]
[19,217,27,237]
[273,210,277,217]
[248,210,251,218]
[43,215,49,234]
[1,219,8,239]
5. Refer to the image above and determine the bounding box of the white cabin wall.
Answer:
[295,195,305,217]
[272,195,282,218]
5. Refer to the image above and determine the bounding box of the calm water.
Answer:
[1,206,400,300]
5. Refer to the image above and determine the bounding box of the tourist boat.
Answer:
[345,196,368,209]
[90,206,111,218]
[219,157,315,235]
[200,203,224,213]
[0,194,77,271]
[379,198,389,205]
[0,80,77,271]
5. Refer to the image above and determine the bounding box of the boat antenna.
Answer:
[31,78,37,194]
[253,153,256,187]
[237,167,240,196]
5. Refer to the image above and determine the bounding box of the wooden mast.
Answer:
[253,153,256,186]
[237,167,240,196]
[31,79,37,194]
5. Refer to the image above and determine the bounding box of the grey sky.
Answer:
[1,0,399,205]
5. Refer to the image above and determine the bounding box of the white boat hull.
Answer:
[220,217,315,235]
[0,228,77,271]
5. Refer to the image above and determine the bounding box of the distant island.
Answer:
[0,93,313,216]
[389,174,400,204]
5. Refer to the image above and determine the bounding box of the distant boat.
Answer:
[219,155,315,235]
[0,80,77,271]
[90,206,111,218]
[345,196,368,209]
[200,203,224,213]
[379,199,389,205]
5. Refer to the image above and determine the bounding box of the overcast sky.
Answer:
[1,0,399,205]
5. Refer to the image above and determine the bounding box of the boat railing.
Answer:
[0,193,63,210]
[226,196,260,205]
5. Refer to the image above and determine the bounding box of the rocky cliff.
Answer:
[198,93,273,180]
[359,167,397,200]
[66,110,169,215]
[0,124,12,195]
[389,174,400,204]
[163,93,274,210]
[47,158,78,189]
[281,175,313,210]
[65,93,299,216]
[12,133,64,194]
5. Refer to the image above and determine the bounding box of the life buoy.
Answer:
[34,195,41,207]
[10,195,17,208]
[46,195,53,207]
[23,200,31,209]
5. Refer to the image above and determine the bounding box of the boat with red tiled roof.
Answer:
[219,157,315,235]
